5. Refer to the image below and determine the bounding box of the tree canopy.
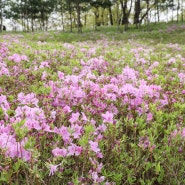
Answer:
[0,0,184,32]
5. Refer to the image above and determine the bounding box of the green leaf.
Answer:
[155,162,161,174]
[78,135,88,147]
[13,160,21,172]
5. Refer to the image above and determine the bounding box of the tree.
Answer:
[0,0,7,31]
[119,0,133,30]
[57,0,66,32]
[134,0,141,27]
[70,0,91,33]
[177,0,180,22]
[4,0,57,31]
[181,0,184,22]
[39,0,57,31]
[91,0,114,29]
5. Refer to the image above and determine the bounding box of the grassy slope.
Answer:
[10,22,185,45]
[1,22,185,44]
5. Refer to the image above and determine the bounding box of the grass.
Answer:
[1,22,185,44]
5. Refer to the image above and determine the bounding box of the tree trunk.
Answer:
[146,0,150,31]
[68,2,73,32]
[84,13,87,27]
[139,4,150,25]
[120,0,128,25]
[126,0,133,30]
[26,18,29,32]
[108,6,113,25]
[46,17,48,31]
[61,8,65,32]
[134,0,141,28]
[0,2,3,32]
[177,0,180,23]
[182,0,184,22]
[171,0,174,23]
[76,1,82,33]
[23,14,26,31]
[101,8,105,25]
[94,8,99,30]
[21,1,25,31]
[116,1,120,31]
[41,6,45,31]
[156,0,160,22]
[31,13,34,32]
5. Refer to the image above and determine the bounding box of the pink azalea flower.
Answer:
[96,163,103,173]
[52,147,67,157]
[0,95,10,116]
[49,164,60,176]
[58,71,64,80]
[63,105,72,114]
[147,113,153,121]
[182,128,185,138]
[72,124,82,136]
[75,146,82,156]
[21,55,28,61]
[91,172,105,183]
[96,152,103,158]
[97,124,107,132]
[50,111,56,120]
[56,126,71,142]
[102,111,114,124]
[89,141,100,153]
[8,53,21,63]
[67,144,82,156]
[40,61,49,68]
[41,71,48,80]
[69,112,80,124]
[82,112,88,122]
[17,92,39,106]
[67,144,76,156]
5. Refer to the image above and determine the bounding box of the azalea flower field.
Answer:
[0,32,185,185]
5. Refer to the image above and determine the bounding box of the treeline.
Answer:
[0,0,184,32]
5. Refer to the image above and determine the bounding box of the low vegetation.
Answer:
[0,24,184,185]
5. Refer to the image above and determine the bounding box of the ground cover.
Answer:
[0,24,185,184]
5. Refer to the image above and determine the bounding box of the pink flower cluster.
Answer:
[0,132,31,161]
[8,53,28,63]
[0,35,184,184]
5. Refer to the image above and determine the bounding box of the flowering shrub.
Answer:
[0,33,184,185]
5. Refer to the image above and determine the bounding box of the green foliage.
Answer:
[0,22,185,185]
[79,124,94,146]
[13,120,28,141]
